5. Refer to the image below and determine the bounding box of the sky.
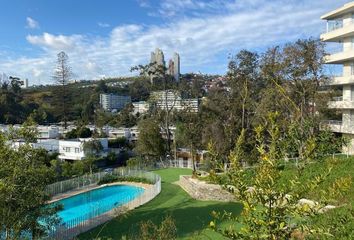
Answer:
[0,0,349,85]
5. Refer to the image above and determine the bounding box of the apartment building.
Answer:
[132,101,149,115]
[58,138,108,161]
[321,2,354,154]
[99,93,131,111]
[151,90,199,113]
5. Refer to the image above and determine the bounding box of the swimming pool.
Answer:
[54,185,144,226]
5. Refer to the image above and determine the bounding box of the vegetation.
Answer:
[135,117,166,162]
[210,113,353,239]
[0,125,59,239]
[79,168,242,240]
[65,126,93,139]
[0,37,350,239]
[97,174,154,185]
[132,215,177,240]
[52,51,72,129]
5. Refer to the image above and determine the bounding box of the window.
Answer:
[75,148,80,153]
[351,62,354,76]
[65,147,70,152]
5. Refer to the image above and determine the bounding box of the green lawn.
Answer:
[78,168,242,240]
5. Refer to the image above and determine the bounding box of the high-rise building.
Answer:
[99,93,131,111]
[149,48,181,83]
[321,2,354,154]
[173,52,180,82]
[149,48,166,83]
[168,59,174,75]
[150,48,165,67]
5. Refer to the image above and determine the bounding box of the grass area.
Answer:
[278,156,354,205]
[201,156,354,239]
[203,156,354,205]
[78,168,242,240]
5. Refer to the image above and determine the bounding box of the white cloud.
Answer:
[0,0,349,85]
[26,32,83,51]
[26,17,40,29]
[98,22,110,28]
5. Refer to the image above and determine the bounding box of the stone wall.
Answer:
[177,175,235,202]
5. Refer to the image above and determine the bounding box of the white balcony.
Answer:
[325,49,354,64]
[328,99,354,109]
[323,120,354,134]
[321,21,354,42]
[329,75,354,85]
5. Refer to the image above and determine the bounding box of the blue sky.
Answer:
[0,0,349,85]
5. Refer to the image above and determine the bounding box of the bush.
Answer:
[108,137,128,148]
[65,127,92,139]
[98,174,154,185]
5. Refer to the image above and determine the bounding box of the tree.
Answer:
[0,81,26,124]
[95,80,108,93]
[112,103,137,127]
[53,51,72,129]
[228,50,261,130]
[175,112,203,174]
[211,113,347,239]
[83,139,104,174]
[0,124,59,239]
[202,50,262,164]
[65,126,92,139]
[135,117,166,163]
[131,62,178,156]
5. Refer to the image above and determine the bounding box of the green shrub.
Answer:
[98,174,154,185]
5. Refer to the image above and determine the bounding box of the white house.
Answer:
[37,126,60,139]
[58,138,109,161]
[10,139,59,153]
[106,127,131,139]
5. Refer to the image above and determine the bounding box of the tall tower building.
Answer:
[150,48,165,67]
[173,52,180,82]
[156,48,165,66]
[150,51,156,64]
[168,59,174,76]
[321,2,354,154]
[149,48,166,84]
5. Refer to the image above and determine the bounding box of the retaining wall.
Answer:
[178,175,235,202]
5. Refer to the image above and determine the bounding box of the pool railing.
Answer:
[45,169,161,240]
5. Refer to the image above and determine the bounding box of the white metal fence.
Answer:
[45,169,161,240]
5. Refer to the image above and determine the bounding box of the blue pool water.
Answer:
[54,185,144,225]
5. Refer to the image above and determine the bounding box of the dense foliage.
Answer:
[0,127,60,239]
[97,174,154,185]
[210,113,352,239]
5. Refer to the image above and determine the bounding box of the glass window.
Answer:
[75,148,80,153]
[65,147,70,152]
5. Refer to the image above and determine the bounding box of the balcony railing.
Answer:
[324,120,342,125]
[327,20,343,32]
[326,18,354,33]
[332,96,343,101]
